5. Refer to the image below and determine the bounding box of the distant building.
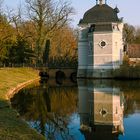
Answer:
[128,44,140,63]
[77,0,124,78]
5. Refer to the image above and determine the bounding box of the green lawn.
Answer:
[0,68,46,140]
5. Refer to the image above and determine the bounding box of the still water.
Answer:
[11,79,140,140]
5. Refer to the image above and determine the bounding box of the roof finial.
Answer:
[99,0,103,5]
[96,0,98,5]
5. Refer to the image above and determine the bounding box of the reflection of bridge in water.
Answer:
[78,80,124,140]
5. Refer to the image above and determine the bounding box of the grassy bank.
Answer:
[0,68,46,140]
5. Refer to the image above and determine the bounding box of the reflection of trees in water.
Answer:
[124,90,140,117]
[115,81,140,117]
[11,84,78,139]
[98,80,140,117]
[11,80,140,139]
[77,80,140,140]
[49,87,78,116]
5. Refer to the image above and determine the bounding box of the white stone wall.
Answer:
[93,32,113,69]
[112,26,124,69]
[78,28,89,69]
[77,23,124,78]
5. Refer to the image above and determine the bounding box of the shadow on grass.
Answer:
[0,100,10,109]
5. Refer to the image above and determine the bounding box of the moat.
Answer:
[11,79,140,140]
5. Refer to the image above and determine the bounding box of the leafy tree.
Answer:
[0,0,76,67]
[123,23,135,45]
[134,27,140,44]
[49,25,78,67]
[8,35,35,65]
[0,14,16,65]
[25,0,74,65]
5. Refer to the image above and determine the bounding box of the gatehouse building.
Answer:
[77,0,124,78]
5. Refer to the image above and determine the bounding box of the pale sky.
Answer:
[3,0,140,27]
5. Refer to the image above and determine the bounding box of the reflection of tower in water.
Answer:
[78,80,124,140]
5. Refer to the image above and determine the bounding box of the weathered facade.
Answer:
[77,0,124,78]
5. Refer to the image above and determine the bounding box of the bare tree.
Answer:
[134,26,140,44]
[25,0,74,65]
[6,3,24,36]
[50,26,77,58]
[123,23,135,45]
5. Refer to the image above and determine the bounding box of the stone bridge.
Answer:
[39,67,77,81]
[48,68,77,78]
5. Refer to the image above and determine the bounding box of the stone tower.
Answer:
[77,0,124,78]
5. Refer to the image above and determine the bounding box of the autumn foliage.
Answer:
[0,0,77,67]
